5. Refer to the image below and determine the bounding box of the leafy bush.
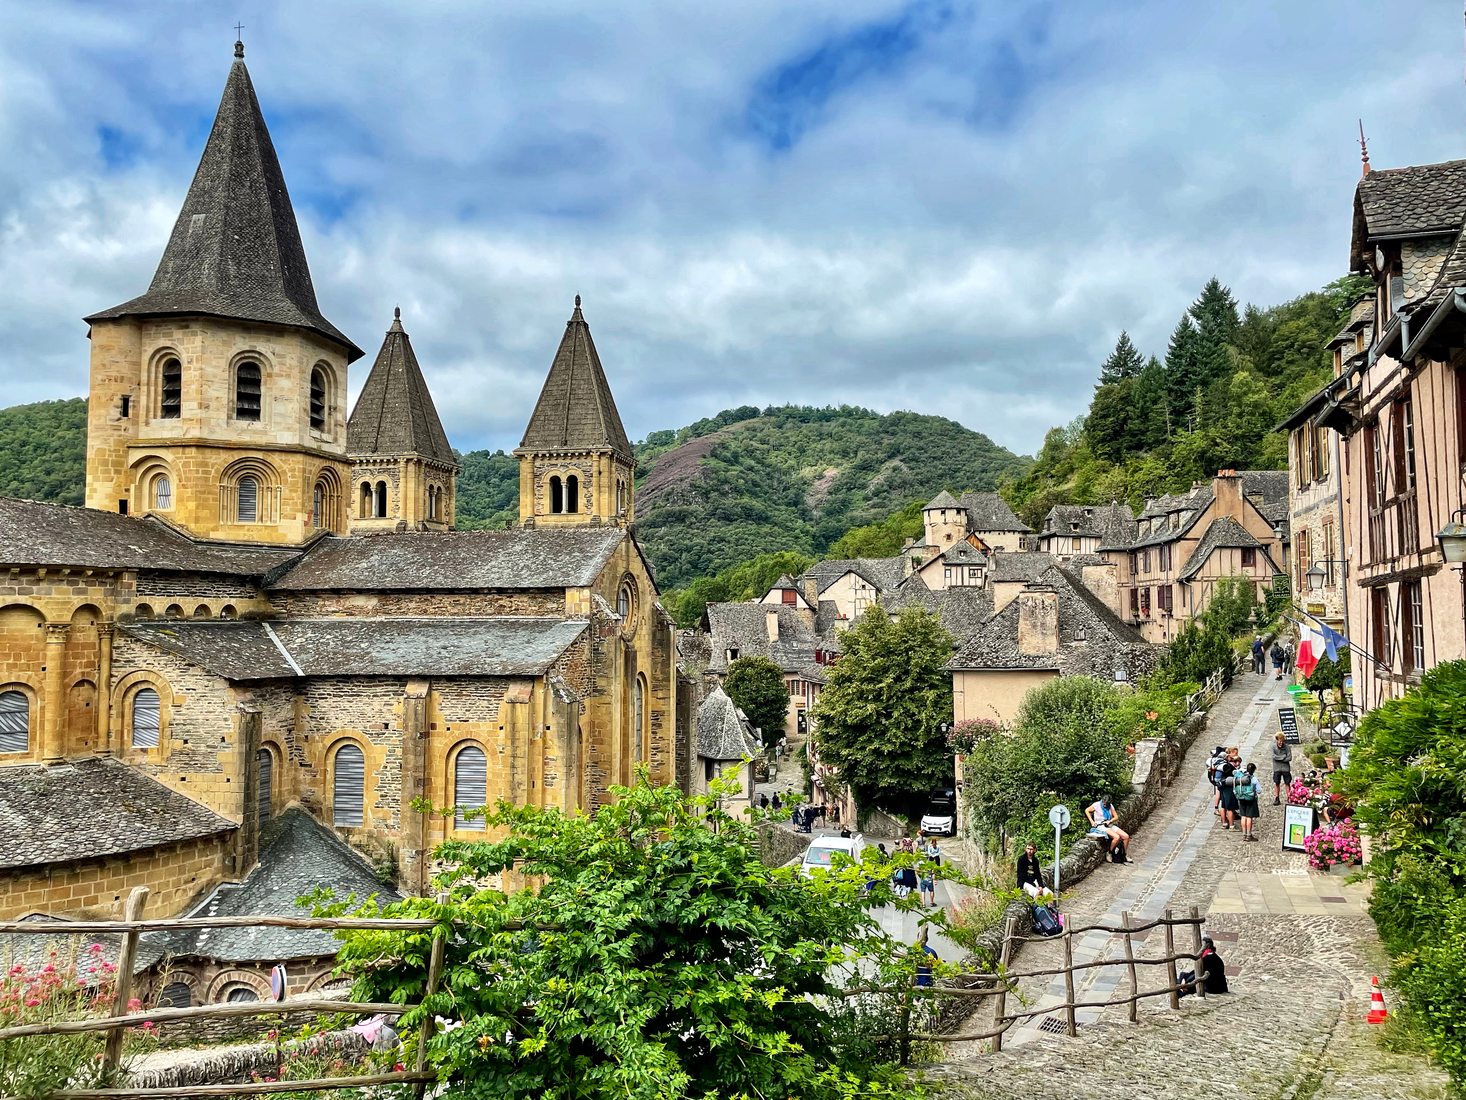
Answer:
[1394,895,1466,1086]
[1103,679,1196,744]
[723,655,789,746]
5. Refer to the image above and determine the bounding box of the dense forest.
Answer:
[999,274,1371,527]
[0,399,87,505]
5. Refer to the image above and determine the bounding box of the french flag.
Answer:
[1296,621,1323,679]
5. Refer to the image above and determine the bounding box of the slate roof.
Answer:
[152,809,399,963]
[0,497,299,576]
[702,603,836,679]
[940,541,988,566]
[518,298,632,461]
[695,687,761,761]
[924,490,962,509]
[1177,517,1272,581]
[802,556,907,594]
[1351,159,1466,265]
[0,915,167,980]
[120,617,588,681]
[883,583,994,643]
[1240,471,1290,528]
[1108,472,1287,550]
[1041,503,1136,544]
[347,310,456,466]
[0,758,235,871]
[947,565,1153,678]
[959,492,1032,533]
[84,48,360,360]
[989,551,1059,583]
[269,528,625,591]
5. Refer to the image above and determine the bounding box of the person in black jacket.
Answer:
[1016,842,1052,899]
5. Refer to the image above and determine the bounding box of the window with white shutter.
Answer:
[131,688,161,749]
[332,743,365,827]
[257,748,273,822]
[237,476,259,524]
[454,745,487,830]
[0,691,28,753]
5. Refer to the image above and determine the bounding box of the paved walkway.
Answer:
[925,671,1448,1100]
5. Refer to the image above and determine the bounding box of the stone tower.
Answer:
[515,297,635,526]
[82,41,363,544]
[346,309,458,532]
[923,490,968,548]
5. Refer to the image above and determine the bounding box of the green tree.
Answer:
[724,656,790,745]
[1099,331,1145,384]
[1085,378,1135,464]
[332,781,918,1100]
[1164,315,1204,430]
[811,607,955,819]
[827,500,924,558]
[1188,276,1241,390]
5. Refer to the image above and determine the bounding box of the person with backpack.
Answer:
[1217,762,1239,830]
[1270,641,1286,681]
[1206,746,1226,816]
[1234,763,1261,841]
[1251,636,1265,675]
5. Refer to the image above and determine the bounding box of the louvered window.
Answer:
[332,743,365,827]
[152,475,172,511]
[257,748,273,822]
[160,358,182,418]
[131,688,161,749]
[235,363,262,421]
[237,476,259,523]
[309,367,327,431]
[225,986,259,1003]
[453,746,487,830]
[160,982,191,1008]
[0,691,29,753]
[312,483,324,528]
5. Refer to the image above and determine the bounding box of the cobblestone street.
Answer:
[925,671,1450,1100]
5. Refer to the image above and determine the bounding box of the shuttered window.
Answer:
[152,475,172,511]
[257,748,273,822]
[453,746,487,830]
[160,982,191,1008]
[0,691,29,753]
[309,368,327,431]
[225,986,259,1003]
[131,688,161,749]
[235,363,262,421]
[237,476,259,524]
[332,743,365,827]
[160,358,182,418]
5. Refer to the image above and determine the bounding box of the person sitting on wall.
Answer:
[1016,841,1053,899]
[1085,795,1130,859]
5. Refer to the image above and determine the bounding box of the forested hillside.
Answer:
[0,399,87,505]
[1000,275,1370,528]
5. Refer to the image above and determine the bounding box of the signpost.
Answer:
[1278,707,1299,744]
[1048,804,1071,895]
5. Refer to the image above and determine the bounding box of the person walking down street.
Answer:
[770,792,782,813]
[1271,732,1293,805]
[1270,641,1286,681]
[1207,745,1226,816]
[759,793,769,811]
[1251,636,1265,675]
[919,864,936,907]
[1017,842,1052,899]
[1217,762,1239,830]
[1234,763,1261,841]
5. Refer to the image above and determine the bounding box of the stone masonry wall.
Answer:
[267,590,564,618]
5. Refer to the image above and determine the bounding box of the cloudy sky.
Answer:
[1,2,1462,457]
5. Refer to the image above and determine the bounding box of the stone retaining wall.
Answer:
[756,822,812,868]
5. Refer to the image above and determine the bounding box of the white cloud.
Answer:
[0,0,1460,456]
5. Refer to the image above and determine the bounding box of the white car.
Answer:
[799,835,865,877]
[919,788,957,836]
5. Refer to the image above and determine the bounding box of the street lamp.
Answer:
[1438,509,1466,563]
[1305,559,1348,592]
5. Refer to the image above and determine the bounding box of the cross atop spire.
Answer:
[1359,119,1372,177]
[234,23,244,58]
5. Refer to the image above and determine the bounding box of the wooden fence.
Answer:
[0,885,449,1100]
[894,905,1209,1058]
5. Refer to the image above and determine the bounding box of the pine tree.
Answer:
[1099,331,1146,384]
[1189,277,1241,389]
[1086,378,1135,463]
[1131,356,1170,450]
[1164,315,1203,429]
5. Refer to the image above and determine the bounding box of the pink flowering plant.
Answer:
[1288,773,1332,813]
[1303,817,1363,871]
[946,718,1002,755]
[0,942,157,1097]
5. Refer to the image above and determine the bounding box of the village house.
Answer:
[1036,503,1137,560]
[0,41,678,976]
[1314,154,1466,711]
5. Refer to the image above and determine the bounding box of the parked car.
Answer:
[799,834,865,877]
[919,788,957,836]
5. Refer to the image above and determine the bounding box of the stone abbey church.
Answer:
[0,45,677,923]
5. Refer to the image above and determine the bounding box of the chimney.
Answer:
[801,574,820,608]
[766,607,780,642]
[1214,469,1242,518]
[1080,561,1122,619]
[1016,584,1059,656]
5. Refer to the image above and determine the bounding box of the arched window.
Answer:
[359,482,372,519]
[219,604,237,619]
[131,688,161,749]
[374,481,387,518]
[0,690,29,753]
[151,474,172,511]
[309,367,328,431]
[332,742,365,827]
[159,982,192,1009]
[313,481,324,528]
[633,676,645,762]
[160,358,182,419]
[453,745,487,831]
[257,747,274,822]
[566,474,579,514]
[427,486,438,521]
[234,362,262,421]
[550,476,563,514]
[236,476,259,523]
[224,986,259,1003]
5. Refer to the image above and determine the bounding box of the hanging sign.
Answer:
[1282,804,1317,852]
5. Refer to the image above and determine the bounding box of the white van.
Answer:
[800,835,865,877]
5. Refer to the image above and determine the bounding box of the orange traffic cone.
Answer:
[1366,976,1388,1024]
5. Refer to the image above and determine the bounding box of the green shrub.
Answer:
[1394,894,1466,1086]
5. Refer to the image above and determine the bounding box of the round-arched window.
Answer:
[224,985,259,1003]
[160,981,192,1008]
[237,476,259,523]
[453,745,487,831]
[131,688,161,749]
[309,367,329,432]
[151,474,172,511]
[0,690,30,754]
[617,577,638,633]
[332,742,365,827]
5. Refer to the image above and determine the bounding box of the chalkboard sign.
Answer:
[1279,707,1299,743]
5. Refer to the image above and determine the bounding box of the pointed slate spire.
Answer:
[347,308,456,465]
[86,45,362,360]
[519,296,633,461]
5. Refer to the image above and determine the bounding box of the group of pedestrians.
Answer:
[1251,634,1294,680]
[1207,743,1267,840]
[876,835,942,905]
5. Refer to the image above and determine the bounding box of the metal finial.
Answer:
[234,23,244,58]
[574,294,582,309]
[394,305,401,320]
[1358,119,1371,176]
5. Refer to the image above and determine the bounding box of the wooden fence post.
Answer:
[102,886,149,1082]
[412,893,450,1100]
[1121,911,1138,1024]
[991,913,1015,1052]
[1189,905,1205,1001]
[1061,917,1077,1037]
[1163,908,1180,1010]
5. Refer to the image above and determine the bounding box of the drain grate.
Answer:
[1036,1016,1072,1035]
